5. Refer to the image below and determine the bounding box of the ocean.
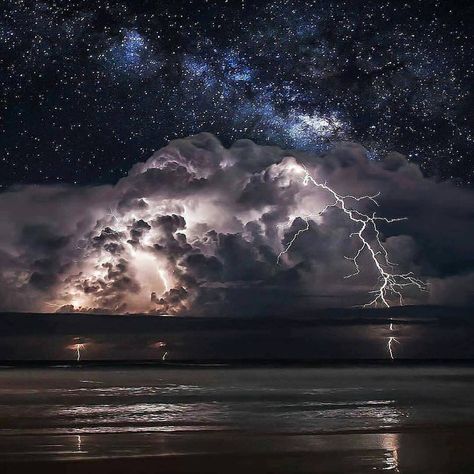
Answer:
[0,365,473,472]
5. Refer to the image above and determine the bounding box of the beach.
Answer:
[2,428,474,473]
[0,365,473,473]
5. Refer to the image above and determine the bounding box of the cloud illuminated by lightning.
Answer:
[278,163,426,359]
[278,163,426,307]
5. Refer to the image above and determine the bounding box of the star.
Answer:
[0,0,471,186]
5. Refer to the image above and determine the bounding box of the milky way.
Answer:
[1,0,472,187]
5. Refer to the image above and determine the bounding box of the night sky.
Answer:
[1,0,473,188]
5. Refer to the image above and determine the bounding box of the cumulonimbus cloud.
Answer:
[0,133,472,315]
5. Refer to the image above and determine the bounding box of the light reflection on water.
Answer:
[0,366,472,467]
[381,433,400,472]
[0,366,472,435]
[0,400,407,435]
[76,434,83,453]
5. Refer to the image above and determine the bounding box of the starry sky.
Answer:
[1,0,473,188]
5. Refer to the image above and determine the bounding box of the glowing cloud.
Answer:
[0,134,471,316]
[277,161,426,307]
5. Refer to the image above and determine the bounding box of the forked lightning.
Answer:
[278,163,426,359]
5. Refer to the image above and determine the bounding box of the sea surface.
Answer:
[0,365,473,471]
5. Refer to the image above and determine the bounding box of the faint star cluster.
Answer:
[0,0,472,186]
[101,29,161,78]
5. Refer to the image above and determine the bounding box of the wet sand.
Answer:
[1,366,473,472]
[2,428,473,473]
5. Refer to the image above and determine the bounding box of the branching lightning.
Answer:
[278,163,426,359]
[68,338,87,362]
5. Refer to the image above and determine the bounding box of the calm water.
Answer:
[0,365,473,466]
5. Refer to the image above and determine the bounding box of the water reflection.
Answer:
[76,434,83,452]
[381,433,399,472]
[2,396,406,436]
[0,367,472,465]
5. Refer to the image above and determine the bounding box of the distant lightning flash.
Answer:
[68,339,87,362]
[75,343,85,362]
[278,164,426,359]
[151,341,168,361]
[387,336,400,360]
[387,319,400,360]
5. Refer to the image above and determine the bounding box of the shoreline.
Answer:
[2,427,473,473]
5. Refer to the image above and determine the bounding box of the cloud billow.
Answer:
[0,133,472,315]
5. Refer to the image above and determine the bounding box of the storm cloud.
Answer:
[0,133,472,315]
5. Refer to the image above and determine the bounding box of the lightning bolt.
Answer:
[75,343,85,362]
[387,336,400,360]
[387,319,400,360]
[278,164,426,359]
[68,340,86,362]
[151,341,168,361]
